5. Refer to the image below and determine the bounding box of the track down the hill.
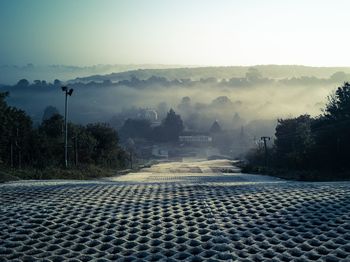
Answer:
[1,160,350,262]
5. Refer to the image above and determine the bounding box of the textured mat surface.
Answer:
[1,161,350,261]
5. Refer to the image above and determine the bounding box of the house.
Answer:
[179,135,212,143]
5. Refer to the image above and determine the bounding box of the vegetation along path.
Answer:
[1,159,350,261]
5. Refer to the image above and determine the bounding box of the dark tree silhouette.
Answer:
[210,120,222,133]
[86,123,120,166]
[324,82,350,121]
[156,109,184,142]
[16,79,30,88]
[274,115,314,169]
[119,119,152,140]
[40,114,63,138]
[247,82,350,179]
[0,91,127,170]
[42,106,60,122]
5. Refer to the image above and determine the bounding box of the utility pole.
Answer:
[62,86,73,168]
[10,142,13,168]
[16,127,21,169]
[130,151,133,169]
[74,136,78,166]
[261,136,271,167]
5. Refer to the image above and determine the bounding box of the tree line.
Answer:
[247,82,350,180]
[0,91,127,170]
[3,68,349,93]
[119,109,184,143]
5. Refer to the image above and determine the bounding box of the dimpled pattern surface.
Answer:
[1,160,350,262]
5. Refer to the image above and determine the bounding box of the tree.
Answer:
[245,68,262,82]
[42,106,60,122]
[0,91,127,170]
[324,82,350,121]
[316,82,350,169]
[330,72,347,83]
[54,79,62,86]
[274,115,315,169]
[211,96,233,107]
[86,123,121,166]
[68,124,97,165]
[245,82,350,178]
[119,119,152,140]
[16,79,30,88]
[159,109,184,142]
[0,92,33,167]
[177,96,192,112]
[0,93,10,151]
[210,120,222,133]
[40,114,63,138]
[37,114,64,166]
[33,80,42,86]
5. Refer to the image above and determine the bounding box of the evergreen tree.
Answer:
[162,109,184,141]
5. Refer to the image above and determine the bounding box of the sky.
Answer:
[1,0,350,67]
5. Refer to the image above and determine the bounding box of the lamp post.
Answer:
[62,86,73,168]
[260,136,271,167]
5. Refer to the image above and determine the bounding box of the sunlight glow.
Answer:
[1,0,350,66]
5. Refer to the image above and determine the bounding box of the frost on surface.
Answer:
[0,160,350,261]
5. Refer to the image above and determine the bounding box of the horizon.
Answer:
[2,63,350,86]
[5,63,350,69]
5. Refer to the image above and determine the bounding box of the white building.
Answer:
[179,135,212,143]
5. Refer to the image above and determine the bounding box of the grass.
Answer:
[240,164,350,182]
[0,164,127,183]
[0,158,160,183]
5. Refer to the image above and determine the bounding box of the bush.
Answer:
[0,164,120,181]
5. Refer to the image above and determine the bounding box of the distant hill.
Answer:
[69,65,350,83]
[3,64,350,85]
[2,64,348,129]
[0,64,190,85]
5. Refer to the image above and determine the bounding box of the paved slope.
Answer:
[1,160,350,262]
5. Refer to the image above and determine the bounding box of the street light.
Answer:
[62,86,73,168]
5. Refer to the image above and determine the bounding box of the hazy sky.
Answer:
[1,0,349,66]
